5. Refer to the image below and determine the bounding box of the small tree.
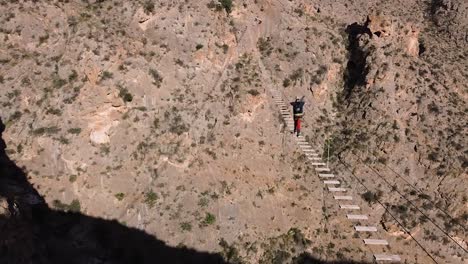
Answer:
[143,1,155,14]
[219,0,233,13]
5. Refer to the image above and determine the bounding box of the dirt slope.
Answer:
[0,0,466,263]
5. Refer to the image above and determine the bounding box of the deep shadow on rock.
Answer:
[0,117,367,264]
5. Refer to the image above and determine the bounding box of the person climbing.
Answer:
[291,96,305,137]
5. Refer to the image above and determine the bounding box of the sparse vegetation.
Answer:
[38,33,49,45]
[69,175,77,182]
[100,145,110,155]
[361,190,382,204]
[144,190,158,208]
[68,70,78,82]
[118,85,133,102]
[52,76,67,89]
[9,111,22,121]
[180,222,192,231]
[198,197,209,207]
[68,128,82,135]
[219,0,233,13]
[200,212,216,226]
[208,0,233,13]
[143,1,155,14]
[32,126,60,136]
[257,37,273,57]
[53,199,81,212]
[247,89,260,96]
[115,193,125,201]
[101,71,113,81]
[149,68,163,88]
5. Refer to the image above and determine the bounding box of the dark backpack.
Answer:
[292,101,305,115]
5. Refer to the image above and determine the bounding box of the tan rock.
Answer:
[0,198,9,217]
[87,107,123,145]
[367,15,394,37]
[405,26,420,57]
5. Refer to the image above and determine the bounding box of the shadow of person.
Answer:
[0,117,368,264]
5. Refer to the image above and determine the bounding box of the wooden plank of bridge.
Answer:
[334,195,353,200]
[364,239,389,245]
[328,187,347,192]
[311,162,326,166]
[340,205,360,210]
[323,180,340,184]
[354,226,378,232]
[347,214,368,220]
[374,254,401,262]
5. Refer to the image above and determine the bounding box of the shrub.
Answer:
[68,70,78,82]
[316,65,327,75]
[9,111,22,121]
[361,190,382,204]
[53,199,80,212]
[33,126,60,136]
[68,128,82,135]
[418,193,431,200]
[144,190,158,208]
[169,115,189,135]
[247,89,260,96]
[38,34,49,45]
[69,175,77,182]
[283,78,291,87]
[195,44,204,50]
[59,136,69,144]
[204,148,217,159]
[69,199,81,212]
[21,77,31,87]
[153,118,160,129]
[257,37,273,56]
[52,76,67,88]
[294,8,304,17]
[290,68,304,82]
[180,222,192,231]
[115,193,125,201]
[201,212,216,226]
[377,157,387,164]
[427,102,439,114]
[100,145,110,155]
[118,86,133,102]
[428,152,438,161]
[222,44,229,54]
[101,71,113,81]
[149,68,163,87]
[143,1,155,14]
[46,108,62,116]
[198,197,209,207]
[219,0,233,13]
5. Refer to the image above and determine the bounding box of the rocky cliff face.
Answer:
[0,0,466,263]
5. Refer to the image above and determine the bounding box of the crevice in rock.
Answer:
[343,20,372,101]
[418,41,426,56]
